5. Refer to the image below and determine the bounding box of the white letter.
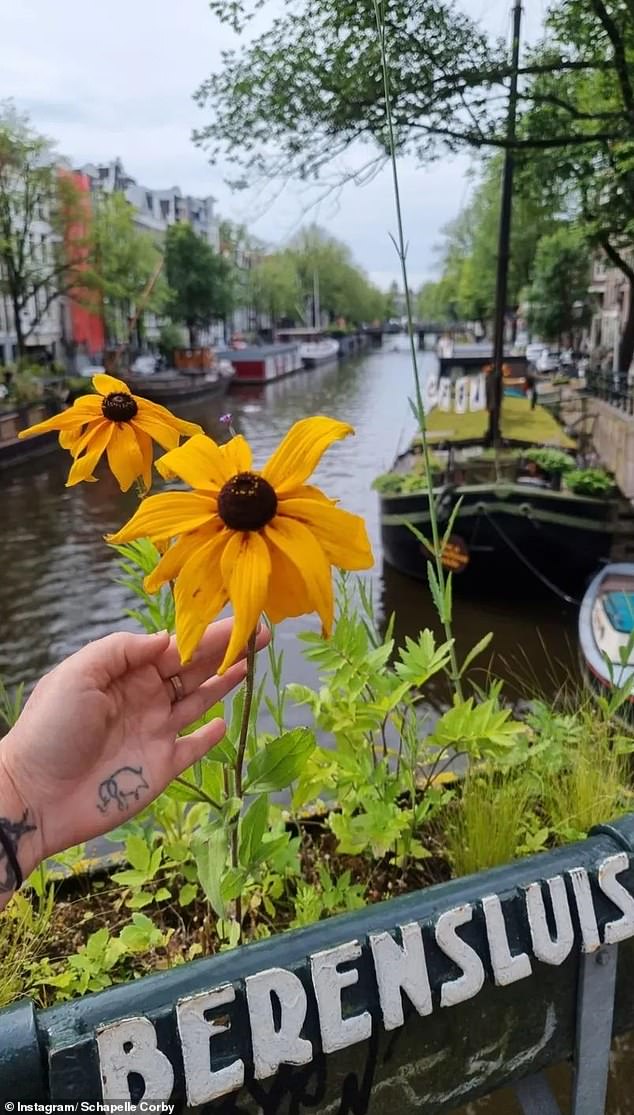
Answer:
[598,853,634,944]
[435,904,485,1007]
[176,984,244,1105]
[310,940,372,1053]
[482,894,532,986]
[568,867,601,952]
[525,876,574,965]
[96,1017,174,1102]
[245,967,313,1079]
[438,378,452,412]
[369,923,432,1031]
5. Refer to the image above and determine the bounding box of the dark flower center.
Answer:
[218,471,278,531]
[102,392,138,422]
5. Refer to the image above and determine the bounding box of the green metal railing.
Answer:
[3,815,634,1114]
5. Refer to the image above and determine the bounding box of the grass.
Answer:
[444,773,535,877]
[425,395,576,448]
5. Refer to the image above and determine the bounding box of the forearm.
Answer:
[0,754,41,910]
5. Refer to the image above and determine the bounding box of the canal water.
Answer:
[0,338,578,700]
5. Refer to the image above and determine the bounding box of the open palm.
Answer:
[0,619,269,867]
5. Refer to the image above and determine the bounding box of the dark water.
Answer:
[0,340,578,699]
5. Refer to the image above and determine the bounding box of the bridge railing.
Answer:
[2,814,634,1114]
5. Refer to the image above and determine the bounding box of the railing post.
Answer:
[0,999,47,1100]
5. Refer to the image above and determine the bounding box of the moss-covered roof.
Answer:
[424,396,575,448]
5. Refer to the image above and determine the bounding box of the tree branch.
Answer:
[599,234,634,285]
[589,0,634,120]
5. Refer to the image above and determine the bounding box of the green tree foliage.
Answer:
[249,251,302,321]
[417,157,559,327]
[0,104,88,356]
[526,226,592,344]
[90,193,165,346]
[165,222,235,346]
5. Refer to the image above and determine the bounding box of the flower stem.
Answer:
[232,629,258,929]
[372,0,463,700]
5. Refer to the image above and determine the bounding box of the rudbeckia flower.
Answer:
[18,373,202,491]
[107,417,374,673]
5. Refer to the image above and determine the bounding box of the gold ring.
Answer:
[168,674,185,702]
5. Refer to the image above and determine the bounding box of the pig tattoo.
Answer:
[96,766,149,814]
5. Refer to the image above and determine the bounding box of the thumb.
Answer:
[173,718,227,772]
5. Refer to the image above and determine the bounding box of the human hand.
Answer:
[0,619,270,896]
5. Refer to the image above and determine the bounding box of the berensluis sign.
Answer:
[6,822,634,1114]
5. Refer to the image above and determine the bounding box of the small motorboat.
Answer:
[578,563,634,711]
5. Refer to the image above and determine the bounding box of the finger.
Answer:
[72,630,170,685]
[173,717,227,770]
[168,658,248,734]
[159,618,270,694]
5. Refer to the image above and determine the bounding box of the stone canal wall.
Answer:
[590,398,634,500]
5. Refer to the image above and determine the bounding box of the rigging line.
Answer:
[480,508,581,605]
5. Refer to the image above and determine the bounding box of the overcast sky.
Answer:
[4,0,546,290]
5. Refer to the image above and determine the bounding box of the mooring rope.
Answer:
[481,508,580,606]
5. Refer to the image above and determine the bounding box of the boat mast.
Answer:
[313,269,320,329]
[488,0,522,445]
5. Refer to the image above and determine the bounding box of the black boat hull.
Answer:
[380,483,618,593]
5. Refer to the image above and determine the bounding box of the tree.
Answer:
[250,251,302,322]
[0,103,88,357]
[165,222,234,346]
[526,226,592,346]
[286,225,384,325]
[90,192,165,346]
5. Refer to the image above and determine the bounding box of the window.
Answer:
[146,192,154,213]
[160,199,170,220]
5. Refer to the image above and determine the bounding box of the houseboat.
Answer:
[123,364,234,405]
[276,329,340,367]
[217,342,303,386]
[376,358,625,595]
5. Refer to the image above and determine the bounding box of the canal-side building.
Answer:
[588,252,634,372]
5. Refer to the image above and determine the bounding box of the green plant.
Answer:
[290,865,366,929]
[444,771,536,876]
[0,889,54,1008]
[523,447,575,474]
[564,467,615,497]
[159,321,185,359]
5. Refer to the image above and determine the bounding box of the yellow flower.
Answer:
[18,373,202,491]
[107,417,374,673]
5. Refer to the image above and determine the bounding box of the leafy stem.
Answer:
[232,630,257,929]
[372,0,463,700]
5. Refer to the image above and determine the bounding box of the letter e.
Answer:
[176,984,244,1105]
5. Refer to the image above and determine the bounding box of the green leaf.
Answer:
[125,834,152,873]
[244,728,315,793]
[192,827,229,918]
[179,883,198,906]
[460,632,493,677]
[239,794,269,869]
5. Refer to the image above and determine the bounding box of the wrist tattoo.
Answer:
[0,810,36,893]
[97,766,149,815]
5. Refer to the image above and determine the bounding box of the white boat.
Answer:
[276,329,340,368]
[578,562,634,715]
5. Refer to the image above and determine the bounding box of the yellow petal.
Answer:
[66,422,114,486]
[264,542,312,623]
[144,522,223,593]
[278,483,333,504]
[106,423,146,492]
[134,397,203,439]
[262,417,354,494]
[137,429,154,492]
[106,492,217,544]
[220,434,252,475]
[18,395,102,439]
[93,373,131,396]
[264,516,333,636]
[131,412,181,452]
[174,532,230,663]
[278,499,374,570]
[59,417,102,453]
[156,433,234,492]
[218,531,271,674]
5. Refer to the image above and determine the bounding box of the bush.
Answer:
[565,467,615,497]
[523,447,575,474]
